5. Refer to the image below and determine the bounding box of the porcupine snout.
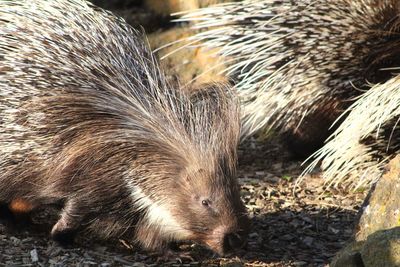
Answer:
[204,211,250,255]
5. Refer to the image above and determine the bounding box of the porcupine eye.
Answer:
[201,199,211,207]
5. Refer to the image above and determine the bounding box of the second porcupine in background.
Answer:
[174,0,400,188]
[175,1,400,151]
[0,0,249,255]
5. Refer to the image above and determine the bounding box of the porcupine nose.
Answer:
[222,231,246,253]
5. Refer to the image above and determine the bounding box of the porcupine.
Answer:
[0,0,250,254]
[173,0,400,158]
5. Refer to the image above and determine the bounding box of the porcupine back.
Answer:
[0,0,236,183]
[175,0,400,157]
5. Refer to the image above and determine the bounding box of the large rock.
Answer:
[355,155,400,241]
[331,228,400,267]
[331,155,400,266]
[330,241,364,267]
[361,228,400,267]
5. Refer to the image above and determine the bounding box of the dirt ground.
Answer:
[0,137,366,267]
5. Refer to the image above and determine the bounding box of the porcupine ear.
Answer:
[189,82,239,131]
[189,82,234,105]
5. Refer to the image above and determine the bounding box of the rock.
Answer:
[148,27,226,87]
[355,155,400,241]
[30,248,39,262]
[302,236,314,247]
[330,242,364,267]
[293,261,307,266]
[361,228,400,267]
[331,155,400,266]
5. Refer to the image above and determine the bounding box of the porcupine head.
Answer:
[124,86,250,255]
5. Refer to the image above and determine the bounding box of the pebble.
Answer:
[302,236,314,247]
[293,261,308,266]
[113,256,134,265]
[10,236,21,245]
[249,232,259,239]
[328,226,340,234]
[30,248,39,262]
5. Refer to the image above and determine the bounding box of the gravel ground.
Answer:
[0,137,366,267]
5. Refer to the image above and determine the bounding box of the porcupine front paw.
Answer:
[51,223,77,246]
[50,199,82,246]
